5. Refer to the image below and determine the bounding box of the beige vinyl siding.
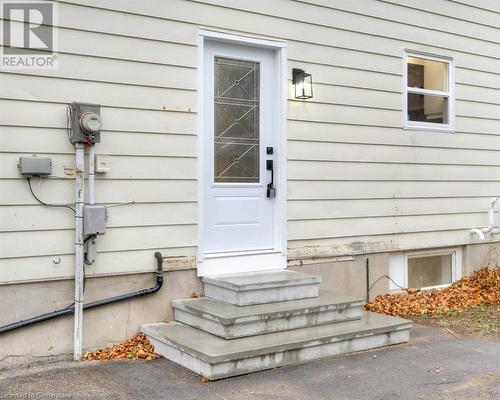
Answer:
[1,0,499,283]
[0,1,199,284]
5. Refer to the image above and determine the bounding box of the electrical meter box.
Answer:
[83,205,108,237]
[69,102,101,144]
[19,156,52,176]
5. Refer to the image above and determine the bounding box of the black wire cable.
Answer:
[83,235,97,266]
[83,235,96,244]
[83,263,87,291]
[66,104,73,143]
[368,274,406,292]
[27,177,76,213]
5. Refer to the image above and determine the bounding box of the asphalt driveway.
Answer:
[1,324,499,400]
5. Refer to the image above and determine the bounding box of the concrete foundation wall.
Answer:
[0,269,202,369]
[1,242,498,369]
[291,243,500,303]
[463,243,500,275]
[290,252,390,301]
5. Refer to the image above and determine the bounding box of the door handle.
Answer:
[266,159,275,198]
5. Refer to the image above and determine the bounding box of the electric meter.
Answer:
[68,102,101,144]
[80,112,101,134]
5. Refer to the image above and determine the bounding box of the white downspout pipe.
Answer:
[470,228,486,241]
[74,143,85,360]
[481,197,498,235]
[496,200,500,235]
[470,197,499,240]
[86,145,96,263]
[487,197,498,230]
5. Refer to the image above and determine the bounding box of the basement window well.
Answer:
[403,51,454,132]
[389,249,462,291]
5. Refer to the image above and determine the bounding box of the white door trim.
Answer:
[196,29,287,276]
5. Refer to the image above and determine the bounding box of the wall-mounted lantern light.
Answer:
[292,68,313,99]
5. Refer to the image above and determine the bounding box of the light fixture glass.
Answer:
[292,68,313,99]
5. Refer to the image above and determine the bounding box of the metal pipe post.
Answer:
[86,145,96,263]
[74,143,85,360]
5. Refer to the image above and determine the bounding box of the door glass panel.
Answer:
[214,57,260,183]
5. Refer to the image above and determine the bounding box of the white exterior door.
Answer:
[199,39,285,276]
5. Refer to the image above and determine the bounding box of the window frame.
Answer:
[402,50,455,133]
[389,248,462,291]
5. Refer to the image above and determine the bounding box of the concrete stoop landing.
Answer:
[202,270,321,306]
[141,270,412,380]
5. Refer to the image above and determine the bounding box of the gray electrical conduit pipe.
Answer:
[0,252,164,335]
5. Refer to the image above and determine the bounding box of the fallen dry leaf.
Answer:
[188,290,201,298]
[82,333,160,361]
[365,267,500,317]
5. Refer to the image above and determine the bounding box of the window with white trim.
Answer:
[403,51,454,132]
[389,248,462,291]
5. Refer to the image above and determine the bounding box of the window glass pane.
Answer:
[407,93,448,124]
[408,254,453,289]
[214,57,260,183]
[407,57,448,91]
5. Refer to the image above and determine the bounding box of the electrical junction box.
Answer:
[95,155,110,173]
[69,102,101,144]
[18,156,52,176]
[83,205,108,237]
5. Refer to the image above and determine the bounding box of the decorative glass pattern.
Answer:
[214,57,260,183]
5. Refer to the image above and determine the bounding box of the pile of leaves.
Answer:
[82,333,160,361]
[365,267,500,317]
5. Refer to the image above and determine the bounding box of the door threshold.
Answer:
[204,249,278,259]
[198,251,286,277]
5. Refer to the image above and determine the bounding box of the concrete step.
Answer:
[172,291,364,339]
[202,269,321,306]
[141,311,412,380]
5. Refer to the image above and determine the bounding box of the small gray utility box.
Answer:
[83,205,108,237]
[19,156,52,176]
